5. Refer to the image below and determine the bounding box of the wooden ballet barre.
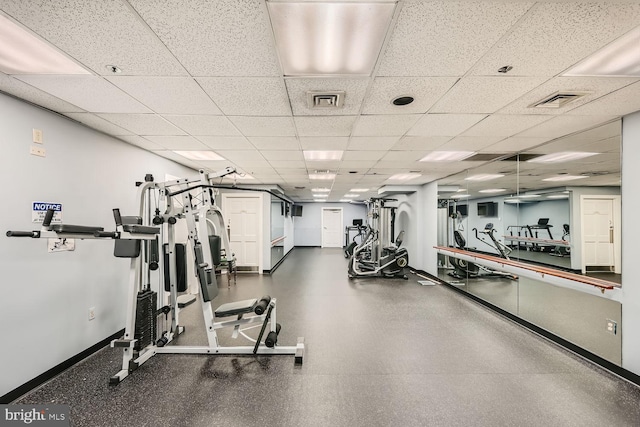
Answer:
[503,235,571,248]
[435,246,617,293]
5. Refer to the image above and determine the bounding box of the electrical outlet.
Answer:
[88,307,96,321]
[32,128,43,143]
[606,319,617,335]
[30,146,46,157]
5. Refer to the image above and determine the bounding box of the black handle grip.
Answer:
[94,231,119,238]
[265,323,282,348]
[254,295,272,315]
[6,231,38,237]
[42,209,55,227]
[112,209,122,226]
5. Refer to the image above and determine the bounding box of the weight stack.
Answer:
[134,290,157,351]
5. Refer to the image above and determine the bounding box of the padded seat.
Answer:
[51,224,104,234]
[214,298,257,318]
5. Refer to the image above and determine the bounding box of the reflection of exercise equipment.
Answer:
[473,223,512,260]
[448,226,517,280]
[552,224,571,257]
[348,198,409,279]
[344,219,367,258]
[526,218,554,252]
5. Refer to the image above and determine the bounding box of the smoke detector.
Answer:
[529,91,591,108]
[307,91,345,109]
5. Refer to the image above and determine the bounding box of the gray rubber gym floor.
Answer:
[16,248,640,426]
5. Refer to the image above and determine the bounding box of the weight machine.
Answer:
[347,198,409,279]
[6,167,304,385]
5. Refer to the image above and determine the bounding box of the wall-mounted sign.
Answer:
[32,201,62,223]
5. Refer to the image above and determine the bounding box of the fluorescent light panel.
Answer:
[547,194,570,199]
[309,173,336,180]
[420,151,475,162]
[304,150,343,161]
[173,150,225,161]
[542,175,588,182]
[479,188,506,193]
[344,194,358,197]
[564,26,640,77]
[313,194,328,198]
[267,1,397,76]
[311,188,331,192]
[0,14,89,74]
[465,174,504,182]
[451,194,469,199]
[350,188,369,192]
[388,173,421,181]
[527,151,598,163]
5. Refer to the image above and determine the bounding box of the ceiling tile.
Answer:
[15,75,151,113]
[261,150,304,161]
[381,151,426,162]
[352,115,421,137]
[437,136,504,151]
[144,136,210,150]
[128,0,280,76]
[430,77,547,114]
[407,114,486,136]
[64,113,132,136]
[347,137,399,151]
[338,160,378,169]
[217,150,266,162]
[462,115,553,137]
[470,2,640,76]
[230,159,271,168]
[498,77,639,115]
[294,116,357,136]
[342,151,387,161]
[163,115,241,136]
[197,77,291,116]
[229,117,296,136]
[248,137,300,150]
[272,164,307,172]
[479,137,549,153]
[377,1,533,76]
[0,73,84,113]
[362,77,459,115]
[0,0,187,76]
[195,136,254,150]
[106,77,221,115]
[299,137,349,150]
[391,136,450,151]
[566,81,640,117]
[516,115,617,139]
[117,135,164,151]
[305,160,341,170]
[285,78,370,116]
[98,114,186,135]
[152,151,201,169]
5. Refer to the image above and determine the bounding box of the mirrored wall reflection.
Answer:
[270,195,286,268]
[436,119,622,365]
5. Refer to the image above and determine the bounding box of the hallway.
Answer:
[17,248,640,426]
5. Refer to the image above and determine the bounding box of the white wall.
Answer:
[621,110,640,375]
[0,93,196,397]
[294,202,367,246]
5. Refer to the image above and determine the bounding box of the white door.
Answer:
[223,195,262,271]
[582,198,615,270]
[322,208,343,248]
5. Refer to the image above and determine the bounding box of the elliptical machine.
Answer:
[348,198,409,280]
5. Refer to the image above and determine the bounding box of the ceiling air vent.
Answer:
[465,153,505,162]
[501,154,543,162]
[307,91,345,109]
[529,91,591,109]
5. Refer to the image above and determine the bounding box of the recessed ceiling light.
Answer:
[311,188,331,193]
[451,194,470,199]
[349,188,369,192]
[313,194,328,198]
[309,173,336,180]
[564,25,640,77]
[519,194,540,198]
[479,188,506,193]
[527,151,598,163]
[542,175,589,182]
[267,1,397,76]
[388,173,421,181]
[304,150,343,161]
[547,194,570,199]
[344,194,358,197]
[465,174,505,182]
[420,151,475,162]
[173,150,224,161]
[0,14,90,75]
[339,199,351,202]
[392,96,414,106]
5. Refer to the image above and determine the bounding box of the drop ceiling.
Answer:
[1,0,639,202]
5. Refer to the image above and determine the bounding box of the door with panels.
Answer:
[222,194,263,272]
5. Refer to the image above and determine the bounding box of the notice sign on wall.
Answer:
[32,202,63,223]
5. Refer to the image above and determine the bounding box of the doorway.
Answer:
[222,193,263,272]
[580,195,621,274]
[321,208,343,248]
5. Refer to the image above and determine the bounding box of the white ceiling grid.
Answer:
[0,0,638,201]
